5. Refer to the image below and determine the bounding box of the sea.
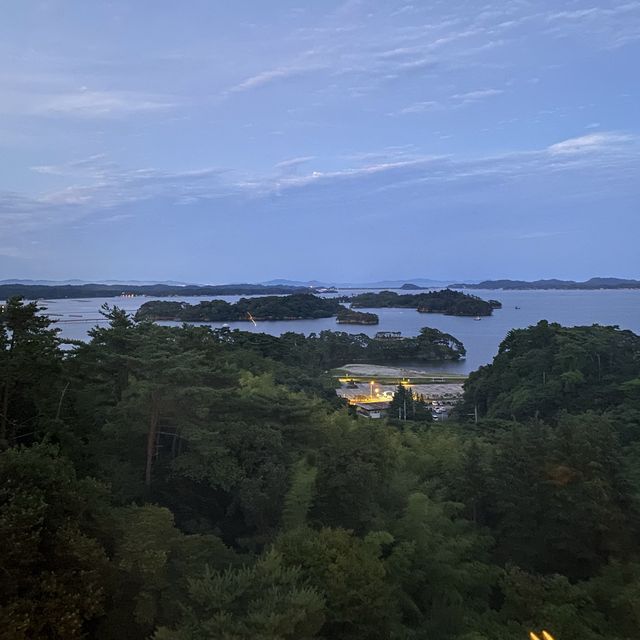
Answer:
[23,288,640,375]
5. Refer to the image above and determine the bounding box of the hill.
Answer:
[450,277,640,290]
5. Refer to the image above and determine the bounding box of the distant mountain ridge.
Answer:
[450,278,640,290]
[261,278,456,289]
[0,282,312,300]
[0,279,192,286]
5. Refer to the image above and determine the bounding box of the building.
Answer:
[353,401,390,419]
[374,331,402,340]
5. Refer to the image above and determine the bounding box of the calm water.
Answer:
[19,289,640,374]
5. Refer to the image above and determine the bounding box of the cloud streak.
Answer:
[1,130,635,243]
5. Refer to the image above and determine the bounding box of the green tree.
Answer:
[154,551,324,640]
[0,297,62,447]
[0,445,110,640]
[386,492,496,639]
[388,384,432,423]
[275,528,395,640]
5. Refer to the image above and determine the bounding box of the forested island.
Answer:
[346,288,502,316]
[336,308,379,325]
[135,294,344,322]
[3,297,640,639]
[450,277,640,290]
[0,282,312,300]
[218,326,465,365]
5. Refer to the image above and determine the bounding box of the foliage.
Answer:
[460,320,640,421]
[0,297,63,447]
[154,551,325,640]
[336,307,379,324]
[387,384,433,423]
[2,299,640,639]
[217,326,466,370]
[346,289,499,316]
[135,294,343,322]
[0,444,110,640]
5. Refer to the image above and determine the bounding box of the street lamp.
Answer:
[370,380,374,399]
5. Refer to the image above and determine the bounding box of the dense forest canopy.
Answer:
[460,320,640,421]
[210,326,466,366]
[346,289,501,316]
[2,296,640,639]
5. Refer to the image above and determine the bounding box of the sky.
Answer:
[1,0,639,284]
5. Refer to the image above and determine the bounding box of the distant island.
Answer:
[450,277,640,290]
[0,282,314,300]
[135,290,494,323]
[345,289,501,316]
[336,308,379,325]
[135,294,344,322]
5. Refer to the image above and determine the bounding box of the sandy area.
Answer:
[338,363,466,379]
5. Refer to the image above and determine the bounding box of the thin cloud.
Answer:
[226,65,324,94]
[393,101,439,116]
[274,156,316,171]
[547,132,633,155]
[452,88,504,104]
[2,130,638,244]
[34,90,177,118]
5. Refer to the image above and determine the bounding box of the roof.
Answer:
[354,401,391,411]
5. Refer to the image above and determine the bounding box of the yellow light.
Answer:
[542,632,556,640]
[529,633,542,640]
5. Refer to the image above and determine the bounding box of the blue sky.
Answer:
[1,0,639,283]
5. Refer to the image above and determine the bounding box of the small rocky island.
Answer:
[336,308,379,325]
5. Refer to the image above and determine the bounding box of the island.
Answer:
[135,294,344,322]
[336,308,379,325]
[0,282,316,301]
[345,289,501,316]
[449,277,640,290]
[219,326,466,364]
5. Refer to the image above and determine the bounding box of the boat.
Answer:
[515,306,521,310]
[474,316,481,321]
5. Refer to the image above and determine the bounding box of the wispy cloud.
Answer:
[274,156,316,172]
[452,88,504,104]
[544,2,640,48]
[227,68,300,93]
[547,132,632,155]
[33,89,177,117]
[392,87,503,116]
[17,130,636,211]
[225,62,326,95]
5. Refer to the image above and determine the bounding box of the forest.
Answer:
[346,289,502,316]
[2,297,640,640]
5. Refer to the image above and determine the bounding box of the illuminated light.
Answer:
[529,633,542,640]
[542,632,556,640]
